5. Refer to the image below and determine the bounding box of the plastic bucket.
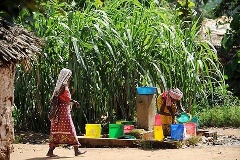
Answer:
[123,121,135,125]
[116,120,135,125]
[170,124,184,140]
[184,122,196,138]
[191,116,199,131]
[116,120,127,124]
[136,87,157,95]
[85,124,101,138]
[176,112,191,123]
[124,125,134,133]
[109,124,124,138]
[155,114,162,126]
[154,126,164,141]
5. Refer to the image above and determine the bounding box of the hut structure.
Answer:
[0,17,42,160]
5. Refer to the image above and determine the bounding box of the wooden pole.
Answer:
[0,64,15,160]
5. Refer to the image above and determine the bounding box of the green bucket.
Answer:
[109,124,124,138]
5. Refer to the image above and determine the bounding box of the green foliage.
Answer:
[194,0,240,19]
[195,0,221,19]
[13,0,229,133]
[221,13,240,98]
[13,135,24,144]
[180,136,201,147]
[192,83,240,128]
[222,14,240,52]
[0,0,42,22]
[213,0,240,17]
[196,106,240,127]
[176,0,196,21]
[224,50,240,98]
[187,136,201,146]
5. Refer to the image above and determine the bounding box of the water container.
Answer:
[154,126,164,141]
[176,112,191,123]
[170,124,184,140]
[191,116,199,131]
[85,124,102,138]
[109,124,124,138]
[116,120,126,124]
[184,122,196,139]
[155,114,162,126]
[124,125,135,133]
[116,120,135,125]
[136,87,157,95]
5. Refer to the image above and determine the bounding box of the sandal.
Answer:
[75,150,87,156]
[46,153,58,157]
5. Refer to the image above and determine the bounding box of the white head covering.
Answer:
[51,68,72,100]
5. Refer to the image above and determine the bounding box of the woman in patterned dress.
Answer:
[157,88,185,136]
[46,68,86,157]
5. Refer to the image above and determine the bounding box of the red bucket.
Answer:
[155,114,162,126]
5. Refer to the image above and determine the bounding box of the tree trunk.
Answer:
[0,64,15,160]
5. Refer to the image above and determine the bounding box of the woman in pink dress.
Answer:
[46,68,86,157]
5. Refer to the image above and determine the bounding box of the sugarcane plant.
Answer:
[14,0,225,133]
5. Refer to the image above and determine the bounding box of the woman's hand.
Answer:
[72,100,80,108]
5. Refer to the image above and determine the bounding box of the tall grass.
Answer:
[14,0,227,133]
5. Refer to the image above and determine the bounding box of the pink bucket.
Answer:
[155,114,162,126]
[124,125,134,133]
[184,122,196,138]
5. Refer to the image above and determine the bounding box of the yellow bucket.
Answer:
[85,124,101,138]
[116,121,122,124]
[154,126,164,141]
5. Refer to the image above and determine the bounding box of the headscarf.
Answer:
[163,88,183,106]
[51,68,72,100]
[169,88,183,100]
[49,68,72,120]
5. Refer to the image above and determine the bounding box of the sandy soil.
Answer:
[11,128,240,160]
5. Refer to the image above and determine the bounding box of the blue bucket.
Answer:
[136,87,157,95]
[170,124,184,140]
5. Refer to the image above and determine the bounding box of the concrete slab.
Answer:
[77,136,179,149]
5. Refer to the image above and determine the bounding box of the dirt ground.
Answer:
[11,127,240,160]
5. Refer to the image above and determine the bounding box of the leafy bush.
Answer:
[196,106,240,127]
[213,0,240,17]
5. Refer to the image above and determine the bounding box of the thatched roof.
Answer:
[0,17,42,66]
